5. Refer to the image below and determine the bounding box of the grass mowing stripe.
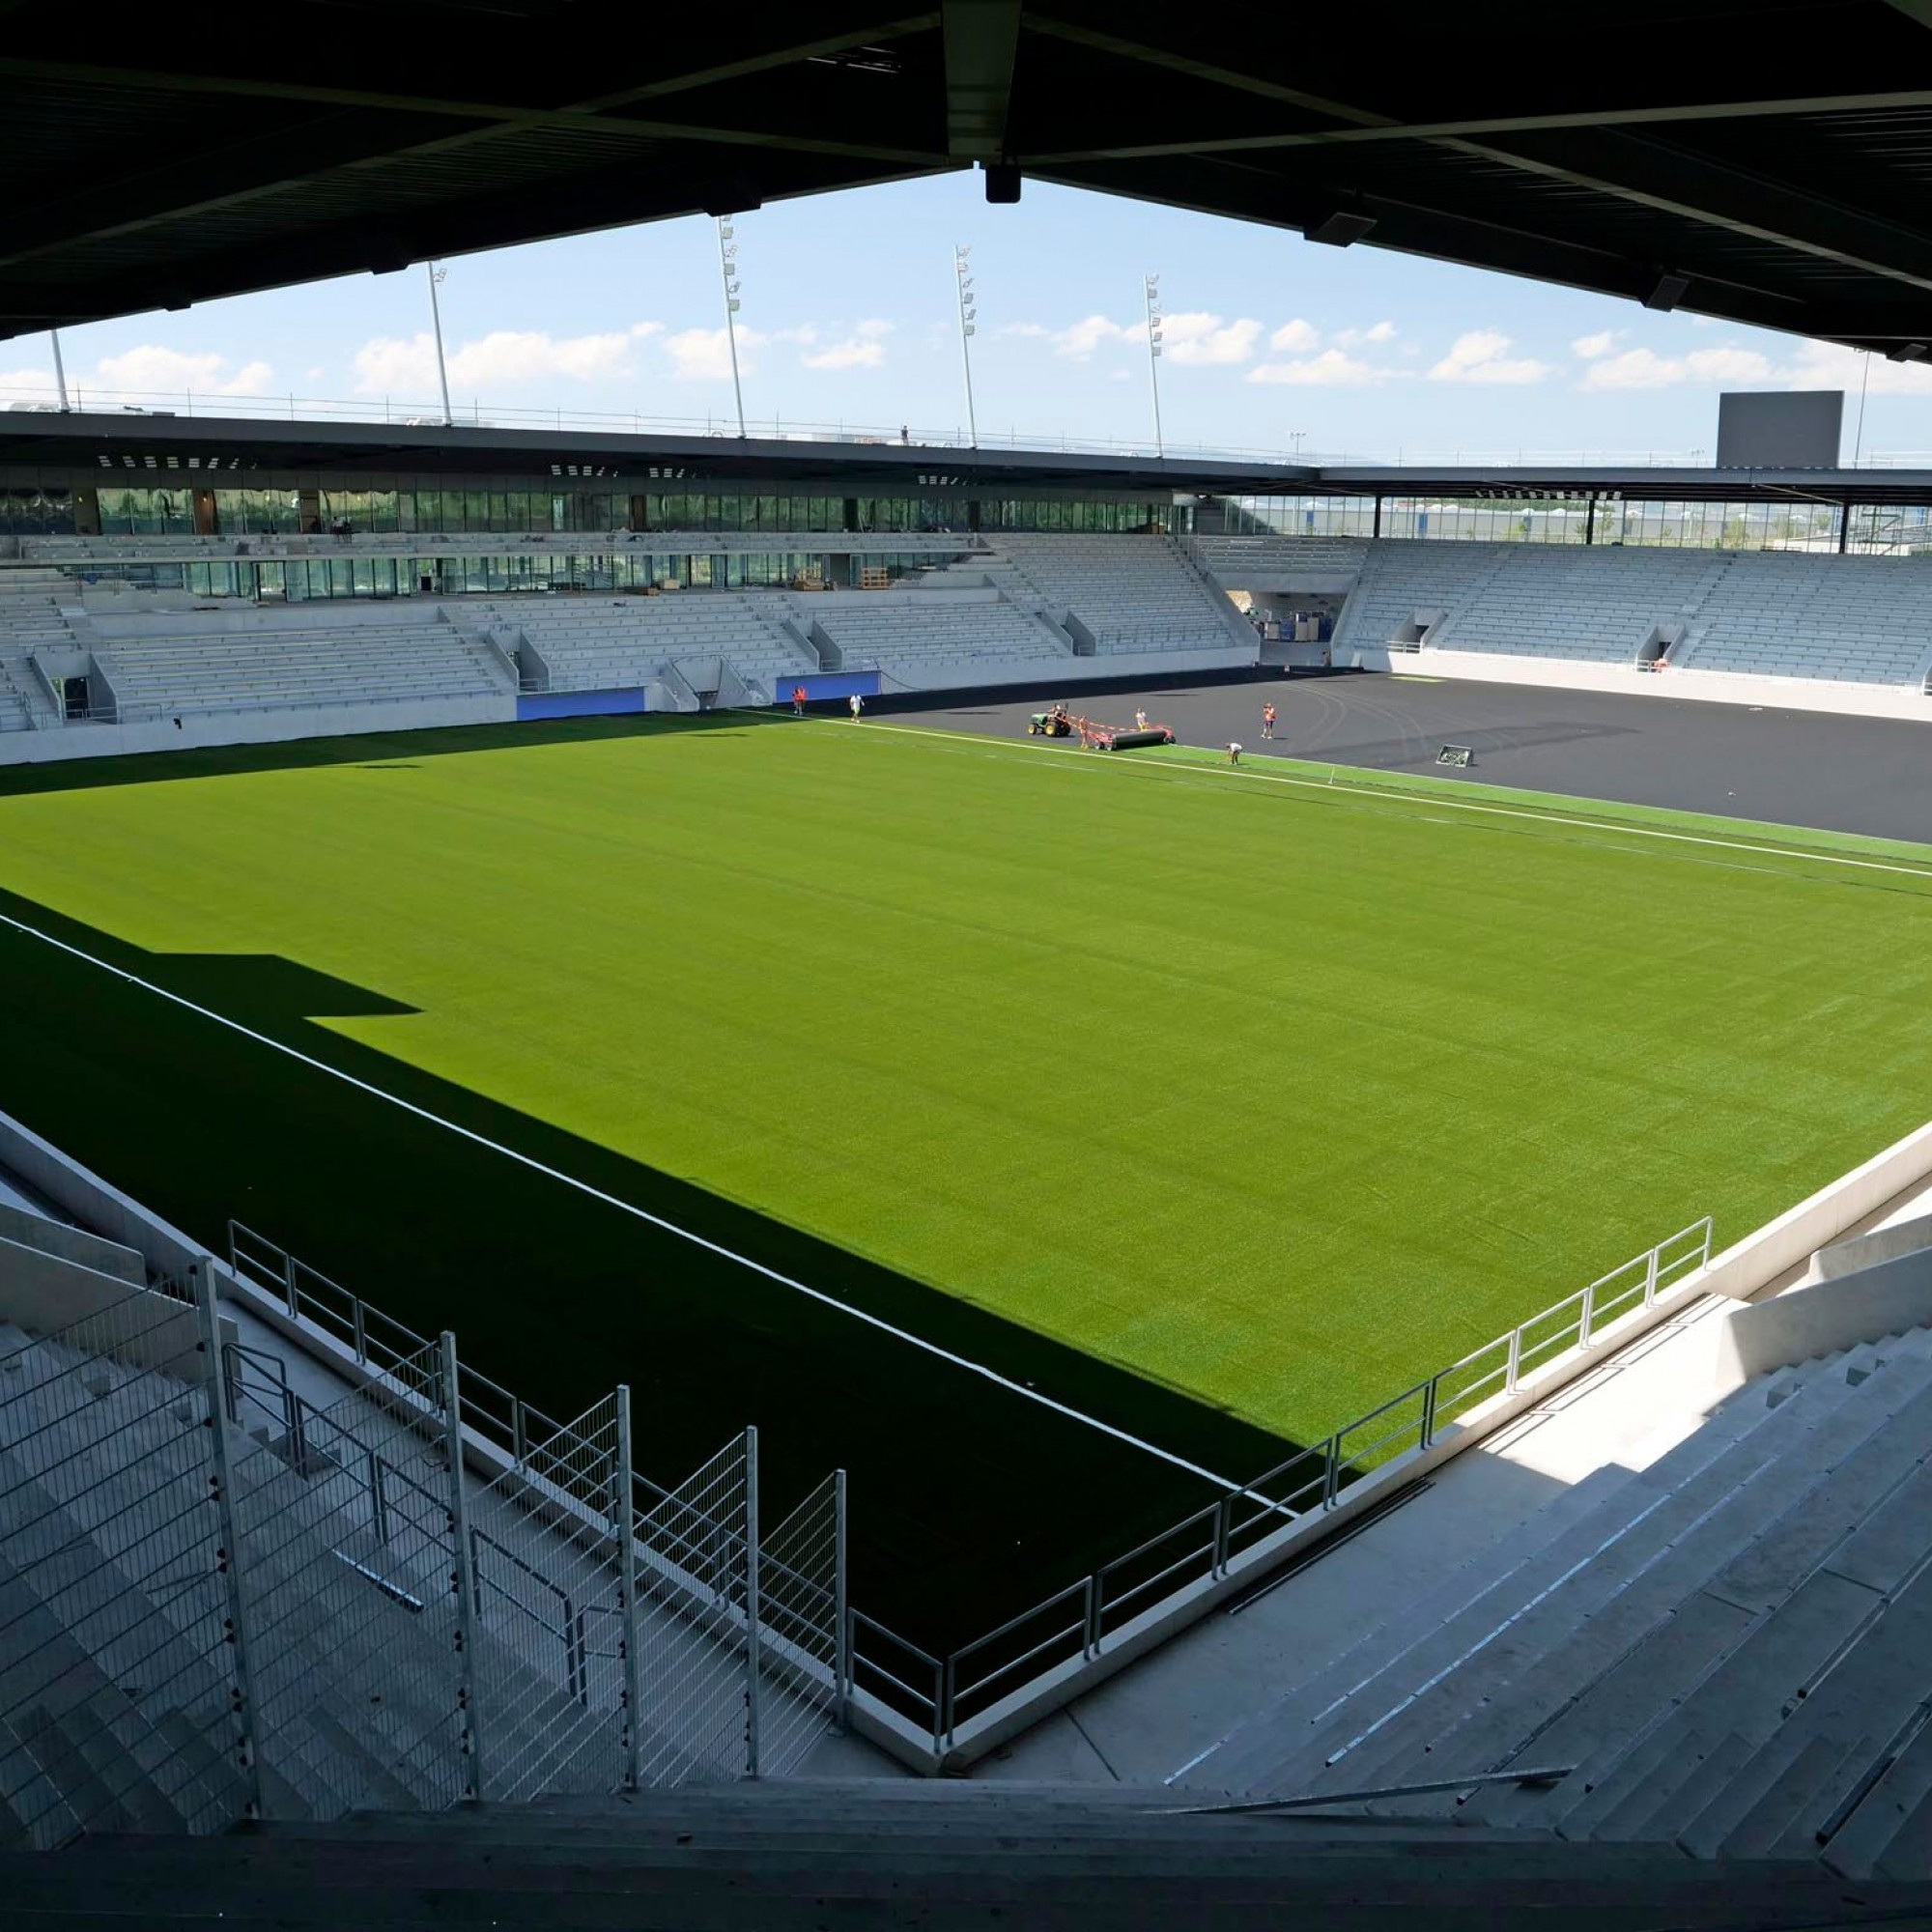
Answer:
[0,901,1247,1495]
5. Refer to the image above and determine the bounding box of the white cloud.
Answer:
[1050,314,1132,360]
[1779,339,1932,397]
[95,345,274,396]
[1160,312,1262,366]
[1577,344,1773,391]
[1428,329,1552,385]
[1247,349,1396,387]
[996,322,1049,340]
[802,335,886,371]
[1270,319,1320,354]
[353,323,660,395]
[1331,320,1397,350]
[0,367,58,403]
[663,325,766,382]
[856,318,894,340]
[1573,329,1622,360]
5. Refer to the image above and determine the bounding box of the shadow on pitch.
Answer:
[0,881,1301,1651]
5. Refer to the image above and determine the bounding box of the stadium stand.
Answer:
[997,534,1255,658]
[1430,545,1731,664]
[469,593,814,702]
[1200,1318,1932,1873]
[804,586,1072,684]
[86,607,508,723]
[1188,534,1370,585]
[1677,554,1932,686]
[1327,539,1518,656]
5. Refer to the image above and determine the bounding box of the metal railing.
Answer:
[850,1216,1715,1755]
[221,1224,848,1791]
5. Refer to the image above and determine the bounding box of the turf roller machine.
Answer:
[1028,705,1176,751]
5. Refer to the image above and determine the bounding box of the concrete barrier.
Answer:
[0,1201,144,1286]
[1713,1246,1932,1382]
[1810,1207,1932,1283]
[0,1234,205,1379]
[1698,1118,1932,1303]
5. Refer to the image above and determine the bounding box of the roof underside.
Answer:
[8,1,1932,354]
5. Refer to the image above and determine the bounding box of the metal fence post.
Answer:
[833,1469,851,1735]
[1321,1435,1341,1509]
[1642,1244,1661,1308]
[614,1385,642,1791]
[1579,1279,1598,1347]
[1420,1376,1438,1450]
[192,1257,266,1824]
[1506,1326,1523,1395]
[1212,1495,1231,1577]
[281,1249,299,1322]
[441,1332,484,1803]
[743,1426,762,1777]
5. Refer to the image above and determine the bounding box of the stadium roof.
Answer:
[11,412,1932,504]
[8,4,1932,355]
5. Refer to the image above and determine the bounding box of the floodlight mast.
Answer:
[48,328,70,413]
[1144,273,1164,460]
[718,218,747,440]
[953,245,980,448]
[425,263,454,427]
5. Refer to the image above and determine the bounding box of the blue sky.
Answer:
[10,173,1932,463]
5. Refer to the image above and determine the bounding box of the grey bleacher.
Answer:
[993,534,1250,656]
[0,572,75,730]
[86,608,504,720]
[468,591,811,696]
[1193,1323,1932,1878]
[1679,553,1932,685]
[1190,533,1369,582]
[1433,546,1729,663]
[1330,540,1511,653]
[810,587,1071,681]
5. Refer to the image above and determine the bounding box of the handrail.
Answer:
[225,1208,1710,1769]
[851,1213,1714,1754]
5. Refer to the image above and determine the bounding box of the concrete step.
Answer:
[1719,1732,1875,1861]
[1823,1713,1932,1878]
[1212,1362,1822,1793]
[1264,1350,1892,1795]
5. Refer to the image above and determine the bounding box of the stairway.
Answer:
[1194,1327,1932,1878]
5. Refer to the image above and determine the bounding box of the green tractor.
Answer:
[1029,705,1075,738]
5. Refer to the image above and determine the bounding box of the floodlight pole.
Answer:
[953,245,980,448]
[425,263,454,427]
[48,329,71,413]
[1144,273,1165,460]
[718,218,747,440]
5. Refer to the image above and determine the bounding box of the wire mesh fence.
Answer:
[631,1434,758,1786]
[757,1470,844,1776]
[464,1393,627,1804]
[226,1329,467,1817]
[0,1278,248,1846]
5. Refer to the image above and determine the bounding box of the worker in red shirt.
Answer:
[792,684,808,715]
[1262,701,1277,741]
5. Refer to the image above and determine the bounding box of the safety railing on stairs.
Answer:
[846,1215,1715,1759]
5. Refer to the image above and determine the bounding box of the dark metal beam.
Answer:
[1448,126,1932,296]
[1025,86,1932,164]
[942,0,1023,159]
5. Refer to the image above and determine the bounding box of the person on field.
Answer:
[1134,708,1149,731]
[792,684,808,715]
[1262,701,1276,740]
[849,693,864,721]
[1229,740,1242,766]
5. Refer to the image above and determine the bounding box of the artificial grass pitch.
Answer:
[1,712,1929,1453]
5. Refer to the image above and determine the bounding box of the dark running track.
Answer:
[909,672,1932,846]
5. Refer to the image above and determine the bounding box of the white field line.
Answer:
[827,718,1932,885]
[0,905,1247,1495]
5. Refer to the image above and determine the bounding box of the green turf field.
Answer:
[1,713,1929,1457]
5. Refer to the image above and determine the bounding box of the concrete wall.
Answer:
[0,1200,144,1285]
[1412,644,1932,724]
[0,692,517,765]
[0,1234,205,1380]
[1812,1208,1932,1282]
[517,689,647,721]
[1699,1118,1932,1302]
[1713,1247,1932,1382]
